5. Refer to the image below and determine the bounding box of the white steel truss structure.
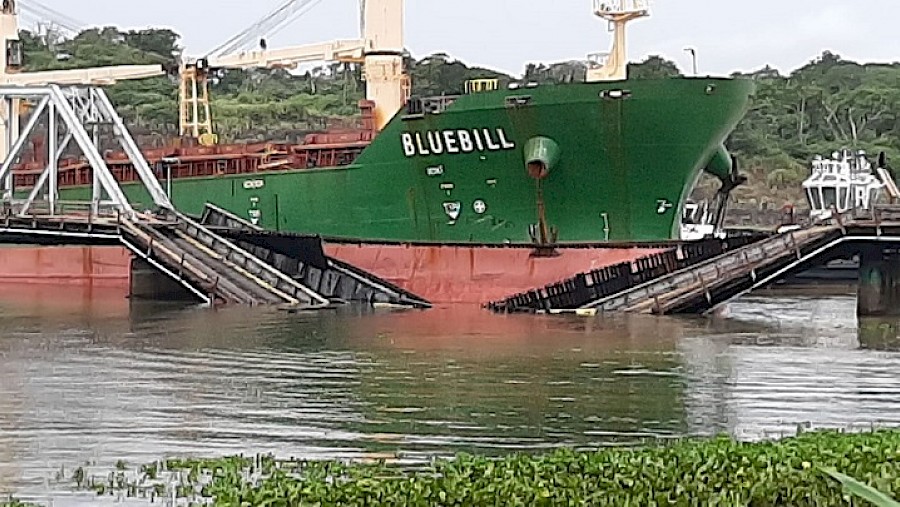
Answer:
[0,85,172,218]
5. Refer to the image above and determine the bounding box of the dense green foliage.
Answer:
[61,429,900,505]
[18,27,900,200]
[0,499,34,507]
[729,51,900,203]
[21,27,180,132]
[20,27,367,142]
[824,469,900,506]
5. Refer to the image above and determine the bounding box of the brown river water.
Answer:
[2,283,900,504]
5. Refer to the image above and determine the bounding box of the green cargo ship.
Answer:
[71,78,751,244]
[49,0,754,246]
[40,1,755,303]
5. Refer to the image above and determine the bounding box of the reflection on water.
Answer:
[685,292,900,441]
[2,285,900,502]
[858,319,900,351]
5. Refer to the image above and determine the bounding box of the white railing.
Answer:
[593,0,651,14]
[587,52,610,68]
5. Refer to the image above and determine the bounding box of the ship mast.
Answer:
[362,0,409,131]
[586,0,650,82]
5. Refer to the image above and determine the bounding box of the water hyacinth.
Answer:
[823,469,900,507]
[53,429,900,505]
[1,499,36,507]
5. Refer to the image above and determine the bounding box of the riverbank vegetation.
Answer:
[18,27,900,203]
[0,499,35,507]
[22,429,898,505]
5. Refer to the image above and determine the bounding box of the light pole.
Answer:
[684,47,698,76]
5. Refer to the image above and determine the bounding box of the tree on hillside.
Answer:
[628,55,681,79]
[726,51,900,201]
[410,53,510,96]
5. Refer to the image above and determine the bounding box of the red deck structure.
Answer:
[11,101,378,189]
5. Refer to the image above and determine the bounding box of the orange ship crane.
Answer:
[179,0,409,145]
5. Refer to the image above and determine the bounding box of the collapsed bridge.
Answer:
[489,210,900,317]
[0,85,430,310]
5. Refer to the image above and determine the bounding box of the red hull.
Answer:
[0,246,130,288]
[0,244,662,305]
[325,244,664,304]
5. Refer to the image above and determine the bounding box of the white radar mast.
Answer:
[586,0,650,82]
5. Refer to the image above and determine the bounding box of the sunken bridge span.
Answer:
[489,207,900,317]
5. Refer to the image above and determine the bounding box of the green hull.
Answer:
[63,78,754,244]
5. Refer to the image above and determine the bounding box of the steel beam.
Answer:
[0,95,49,199]
[48,101,57,215]
[91,88,171,208]
[44,85,134,217]
[0,84,171,218]
[19,132,73,216]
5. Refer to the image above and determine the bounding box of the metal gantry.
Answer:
[0,85,172,218]
[179,0,407,142]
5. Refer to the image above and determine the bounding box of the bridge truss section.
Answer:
[0,84,171,218]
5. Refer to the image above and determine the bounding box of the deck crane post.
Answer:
[360,0,408,132]
[586,0,650,82]
[179,0,408,145]
[0,0,165,198]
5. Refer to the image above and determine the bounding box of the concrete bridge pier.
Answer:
[858,246,900,316]
[129,258,197,301]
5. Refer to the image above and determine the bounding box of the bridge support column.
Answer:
[858,247,900,316]
[129,258,196,302]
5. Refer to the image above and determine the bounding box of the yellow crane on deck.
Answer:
[179,0,409,146]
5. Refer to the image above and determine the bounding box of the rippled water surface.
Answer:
[3,284,900,503]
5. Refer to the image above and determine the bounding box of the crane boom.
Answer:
[20,0,84,34]
[1,1,164,84]
[1,65,164,86]
[207,40,367,69]
[208,0,325,58]
[180,0,409,143]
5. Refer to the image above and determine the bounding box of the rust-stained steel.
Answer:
[326,242,665,305]
[577,227,846,315]
[11,129,374,189]
[487,234,767,313]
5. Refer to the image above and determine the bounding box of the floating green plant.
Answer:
[1,498,37,507]
[823,468,900,507]
[63,429,900,506]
